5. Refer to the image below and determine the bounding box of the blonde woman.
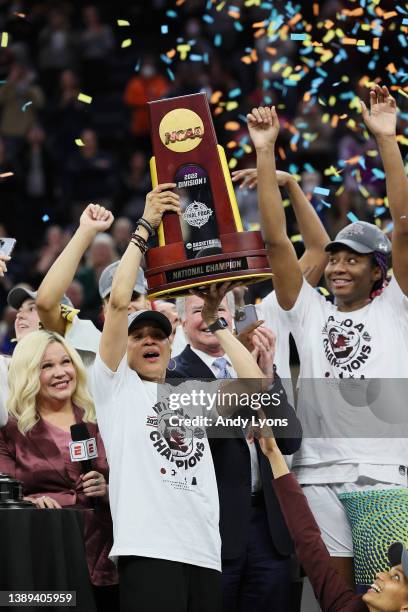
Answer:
[0,330,118,611]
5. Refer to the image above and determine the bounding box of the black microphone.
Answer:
[70,423,99,509]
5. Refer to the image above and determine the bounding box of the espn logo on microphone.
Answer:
[69,438,98,462]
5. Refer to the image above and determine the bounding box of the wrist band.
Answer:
[130,234,148,254]
[136,217,155,237]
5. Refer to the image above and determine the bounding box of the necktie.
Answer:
[213,357,232,379]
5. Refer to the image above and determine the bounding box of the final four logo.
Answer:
[182,201,213,228]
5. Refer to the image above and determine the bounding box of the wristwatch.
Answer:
[208,317,229,332]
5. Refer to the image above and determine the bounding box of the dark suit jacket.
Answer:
[167,345,302,559]
[0,407,117,586]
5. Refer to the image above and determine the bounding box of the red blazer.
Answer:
[0,408,117,587]
[272,474,367,612]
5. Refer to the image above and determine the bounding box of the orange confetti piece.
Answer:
[342,38,357,45]
[224,121,240,131]
[250,49,258,62]
[176,0,187,5]
[325,20,334,29]
[167,49,176,58]
[265,47,277,55]
[342,8,363,16]
[313,3,319,16]
[226,141,237,149]
[13,12,26,18]
[241,55,252,65]
[0,172,13,178]
[288,13,302,26]
[303,91,311,102]
[345,155,361,165]
[228,10,240,19]
[331,115,339,128]
[252,21,267,28]
[214,107,223,116]
[387,62,397,74]
[254,28,265,38]
[278,147,286,160]
[372,38,380,50]
[383,11,397,19]
[210,91,223,104]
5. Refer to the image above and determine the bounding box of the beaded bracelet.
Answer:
[136,217,155,237]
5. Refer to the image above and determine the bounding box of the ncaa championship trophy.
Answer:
[145,92,272,299]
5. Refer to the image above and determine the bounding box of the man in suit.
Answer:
[167,292,302,612]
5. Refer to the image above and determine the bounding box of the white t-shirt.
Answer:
[0,354,10,426]
[90,354,221,571]
[63,310,101,372]
[279,276,408,484]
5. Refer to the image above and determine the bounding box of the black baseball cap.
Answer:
[127,309,172,337]
[7,286,73,310]
[325,221,391,256]
[388,542,408,578]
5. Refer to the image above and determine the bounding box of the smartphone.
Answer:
[235,304,259,334]
[0,238,16,257]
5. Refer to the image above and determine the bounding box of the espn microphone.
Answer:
[70,423,99,509]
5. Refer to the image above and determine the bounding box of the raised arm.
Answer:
[100,184,180,371]
[249,107,303,309]
[361,84,408,295]
[36,204,114,334]
[232,169,329,287]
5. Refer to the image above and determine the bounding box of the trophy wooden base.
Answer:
[146,230,272,299]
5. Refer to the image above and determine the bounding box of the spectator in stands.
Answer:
[0,59,44,156]
[0,330,118,611]
[118,151,151,221]
[75,231,117,322]
[124,54,169,149]
[37,8,77,97]
[79,5,114,94]
[111,217,132,257]
[34,225,67,278]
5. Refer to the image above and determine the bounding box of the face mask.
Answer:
[141,65,155,78]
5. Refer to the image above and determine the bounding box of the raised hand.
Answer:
[232,168,293,190]
[360,84,397,139]
[79,203,114,234]
[247,106,280,150]
[143,183,181,229]
[0,252,10,277]
[191,281,238,326]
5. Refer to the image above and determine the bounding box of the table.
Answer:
[0,508,97,611]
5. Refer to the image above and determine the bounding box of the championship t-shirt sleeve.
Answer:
[90,353,129,429]
[276,278,318,332]
[381,275,408,318]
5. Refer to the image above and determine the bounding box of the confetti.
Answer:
[161,25,168,34]
[75,139,85,147]
[121,39,132,48]
[22,101,32,112]
[313,187,330,196]
[0,172,13,179]
[117,19,130,26]
[77,93,93,104]
[42,215,50,223]
[1,32,8,47]
[347,212,359,223]
[290,33,307,41]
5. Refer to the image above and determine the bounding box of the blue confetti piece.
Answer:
[233,22,243,32]
[22,100,32,112]
[347,212,359,223]
[134,59,141,72]
[214,34,222,47]
[303,163,315,173]
[166,10,177,18]
[263,95,272,104]
[289,163,298,174]
[372,168,385,179]
[283,79,297,87]
[0,80,6,84]
[321,200,331,208]
[166,68,175,81]
[202,14,214,24]
[205,0,212,8]
[161,24,168,34]
[42,214,50,222]
[290,33,307,41]
[375,207,386,216]
[228,88,241,99]
[403,18,408,24]
[263,61,270,72]
[238,114,247,123]
[313,186,330,196]
[160,54,172,65]
[384,221,394,233]
[190,54,202,61]
[399,34,407,47]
